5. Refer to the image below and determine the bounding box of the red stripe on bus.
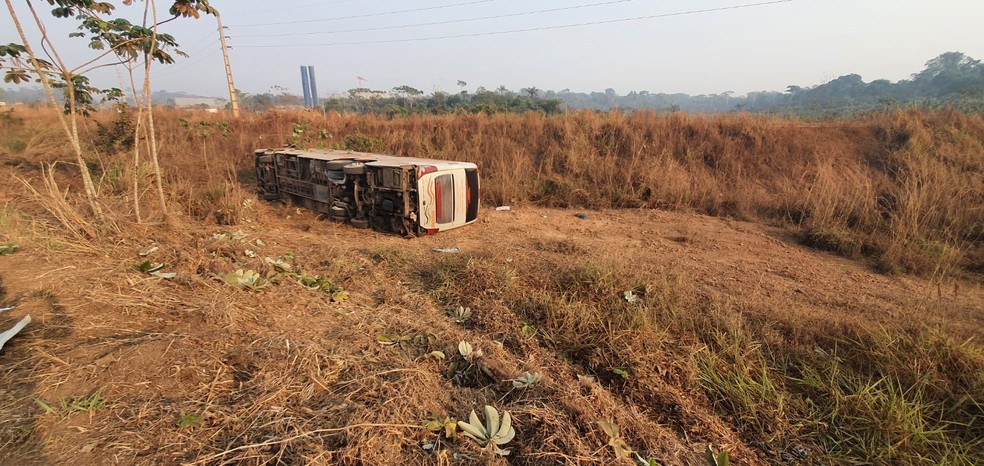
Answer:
[435,178,443,222]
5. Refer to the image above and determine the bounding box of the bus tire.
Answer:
[343,163,367,175]
[325,159,354,170]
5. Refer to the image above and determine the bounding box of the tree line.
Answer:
[231,83,564,116]
[552,52,984,116]
[234,52,984,117]
[5,52,983,117]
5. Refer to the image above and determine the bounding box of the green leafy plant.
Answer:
[511,372,543,389]
[377,333,439,357]
[422,414,457,452]
[211,230,249,245]
[34,398,55,416]
[424,414,457,438]
[36,388,106,418]
[612,367,630,380]
[289,122,306,146]
[133,260,164,274]
[457,406,515,456]
[264,256,292,272]
[458,340,477,360]
[222,269,269,291]
[339,132,383,152]
[377,333,411,348]
[132,260,175,279]
[451,341,494,386]
[177,414,203,428]
[420,350,446,360]
[704,445,730,466]
[0,243,19,255]
[294,273,348,302]
[449,306,473,324]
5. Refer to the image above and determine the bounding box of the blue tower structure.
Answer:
[308,66,319,107]
[300,66,312,108]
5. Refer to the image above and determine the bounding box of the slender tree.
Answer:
[4,0,103,216]
[1,0,217,223]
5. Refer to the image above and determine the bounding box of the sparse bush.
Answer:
[337,132,383,152]
[802,226,862,257]
[95,106,135,154]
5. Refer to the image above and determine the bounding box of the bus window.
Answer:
[435,174,454,224]
[465,168,479,222]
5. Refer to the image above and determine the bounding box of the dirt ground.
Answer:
[1,198,981,465]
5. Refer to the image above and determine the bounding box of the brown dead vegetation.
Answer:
[0,107,982,465]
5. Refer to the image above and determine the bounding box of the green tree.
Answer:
[914,52,981,82]
[1,0,215,221]
[392,85,422,112]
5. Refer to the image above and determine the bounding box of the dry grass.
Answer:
[138,107,984,276]
[6,106,983,274]
[0,106,982,465]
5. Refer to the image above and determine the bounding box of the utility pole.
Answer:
[215,11,240,117]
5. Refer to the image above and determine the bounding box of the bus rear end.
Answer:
[416,165,479,234]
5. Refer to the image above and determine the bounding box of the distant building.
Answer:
[169,97,226,111]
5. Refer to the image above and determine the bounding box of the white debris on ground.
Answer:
[0,307,31,353]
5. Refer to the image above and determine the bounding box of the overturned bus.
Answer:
[255,148,480,236]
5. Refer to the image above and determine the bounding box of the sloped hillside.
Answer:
[0,107,982,465]
[1,199,981,465]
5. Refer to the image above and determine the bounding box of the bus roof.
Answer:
[258,148,477,170]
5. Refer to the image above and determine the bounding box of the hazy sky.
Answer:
[3,0,983,98]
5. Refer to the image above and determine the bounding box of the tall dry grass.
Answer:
[231,108,983,276]
[2,106,982,275]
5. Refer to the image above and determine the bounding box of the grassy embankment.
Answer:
[0,106,982,464]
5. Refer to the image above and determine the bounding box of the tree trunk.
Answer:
[142,0,169,219]
[7,0,103,218]
[126,63,143,223]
